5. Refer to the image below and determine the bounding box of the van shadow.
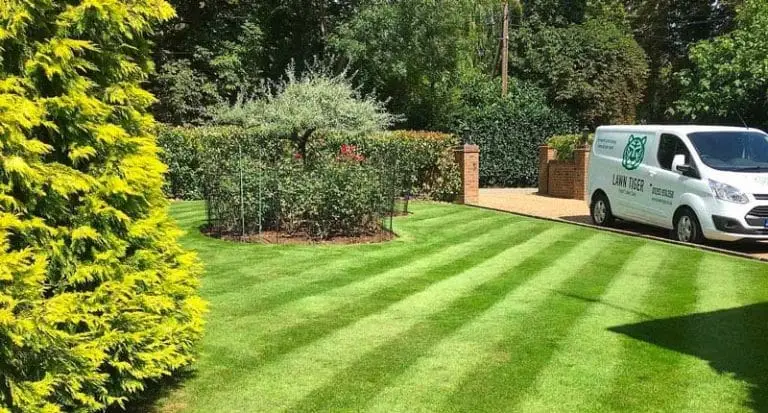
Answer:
[609,303,768,412]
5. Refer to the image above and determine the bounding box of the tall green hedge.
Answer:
[0,1,205,411]
[439,75,577,187]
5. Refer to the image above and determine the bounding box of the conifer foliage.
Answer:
[0,1,205,411]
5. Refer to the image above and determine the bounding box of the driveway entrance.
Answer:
[477,188,768,261]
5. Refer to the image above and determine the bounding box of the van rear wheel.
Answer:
[674,208,704,244]
[591,193,615,227]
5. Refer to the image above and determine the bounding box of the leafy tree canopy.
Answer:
[675,0,768,128]
[214,64,397,159]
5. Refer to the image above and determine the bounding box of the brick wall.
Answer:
[539,145,590,200]
[454,144,480,205]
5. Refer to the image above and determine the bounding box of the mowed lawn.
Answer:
[160,201,768,413]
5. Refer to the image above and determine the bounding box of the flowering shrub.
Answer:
[338,144,366,163]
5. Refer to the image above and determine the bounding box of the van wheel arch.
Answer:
[591,189,607,206]
[590,190,615,226]
[673,205,705,243]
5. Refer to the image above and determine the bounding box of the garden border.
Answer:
[470,204,768,264]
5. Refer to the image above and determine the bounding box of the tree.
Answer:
[676,0,768,129]
[0,0,205,411]
[510,18,649,127]
[151,0,364,124]
[331,0,501,128]
[151,0,265,124]
[214,65,397,160]
[624,0,741,121]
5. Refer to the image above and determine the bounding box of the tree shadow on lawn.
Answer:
[108,368,197,413]
[609,303,768,412]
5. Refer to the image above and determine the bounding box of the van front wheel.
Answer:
[591,193,615,227]
[674,208,704,244]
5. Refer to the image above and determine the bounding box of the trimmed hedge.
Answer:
[158,126,461,202]
[157,126,205,200]
[324,130,461,202]
[439,76,577,187]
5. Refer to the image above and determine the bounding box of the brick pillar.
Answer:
[573,145,591,201]
[454,144,480,205]
[538,145,555,195]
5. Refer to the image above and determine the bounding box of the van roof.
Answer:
[596,125,766,135]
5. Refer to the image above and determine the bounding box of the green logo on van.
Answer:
[622,135,647,170]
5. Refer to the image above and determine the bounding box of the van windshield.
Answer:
[688,131,768,172]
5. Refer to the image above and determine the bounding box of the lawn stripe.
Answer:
[599,249,705,412]
[223,219,541,337]
[362,233,630,413]
[678,256,753,413]
[410,235,644,413]
[204,219,553,371]
[204,209,512,305]
[509,243,665,413]
[201,206,496,292]
[198,226,574,412]
[289,230,596,412]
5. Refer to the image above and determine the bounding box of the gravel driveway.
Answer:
[477,188,768,261]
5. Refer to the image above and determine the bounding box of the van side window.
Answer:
[657,134,692,170]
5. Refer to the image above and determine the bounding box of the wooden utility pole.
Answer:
[501,1,509,97]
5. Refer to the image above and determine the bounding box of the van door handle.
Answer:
[648,171,657,178]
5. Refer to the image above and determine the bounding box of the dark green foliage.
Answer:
[159,126,460,204]
[152,0,363,125]
[330,0,500,129]
[153,60,223,125]
[439,76,577,187]
[676,0,768,129]
[625,0,740,122]
[511,19,648,127]
[157,126,206,200]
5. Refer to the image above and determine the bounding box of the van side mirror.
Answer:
[672,154,698,178]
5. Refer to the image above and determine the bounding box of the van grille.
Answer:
[747,206,768,218]
[754,194,768,201]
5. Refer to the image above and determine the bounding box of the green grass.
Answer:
[158,201,768,413]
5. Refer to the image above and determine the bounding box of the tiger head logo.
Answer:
[622,135,647,170]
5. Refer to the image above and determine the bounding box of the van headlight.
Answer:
[708,179,749,204]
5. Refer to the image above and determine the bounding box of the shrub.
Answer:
[548,133,595,161]
[0,1,205,411]
[157,127,205,200]
[197,128,393,239]
[213,63,399,160]
[161,126,461,203]
[439,75,577,187]
[325,130,461,201]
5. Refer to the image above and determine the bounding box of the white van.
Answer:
[588,125,768,243]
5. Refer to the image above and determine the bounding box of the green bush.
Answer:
[548,133,595,161]
[439,75,577,187]
[161,126,461,204]
[157,127,205,200]
[0,1,205,412]
[325,130,461,202]
[197,129,393,239]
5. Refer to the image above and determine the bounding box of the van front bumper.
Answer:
[695,199,768,241]
[709,215,768,240]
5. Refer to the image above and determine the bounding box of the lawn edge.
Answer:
[469,204,768,264]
